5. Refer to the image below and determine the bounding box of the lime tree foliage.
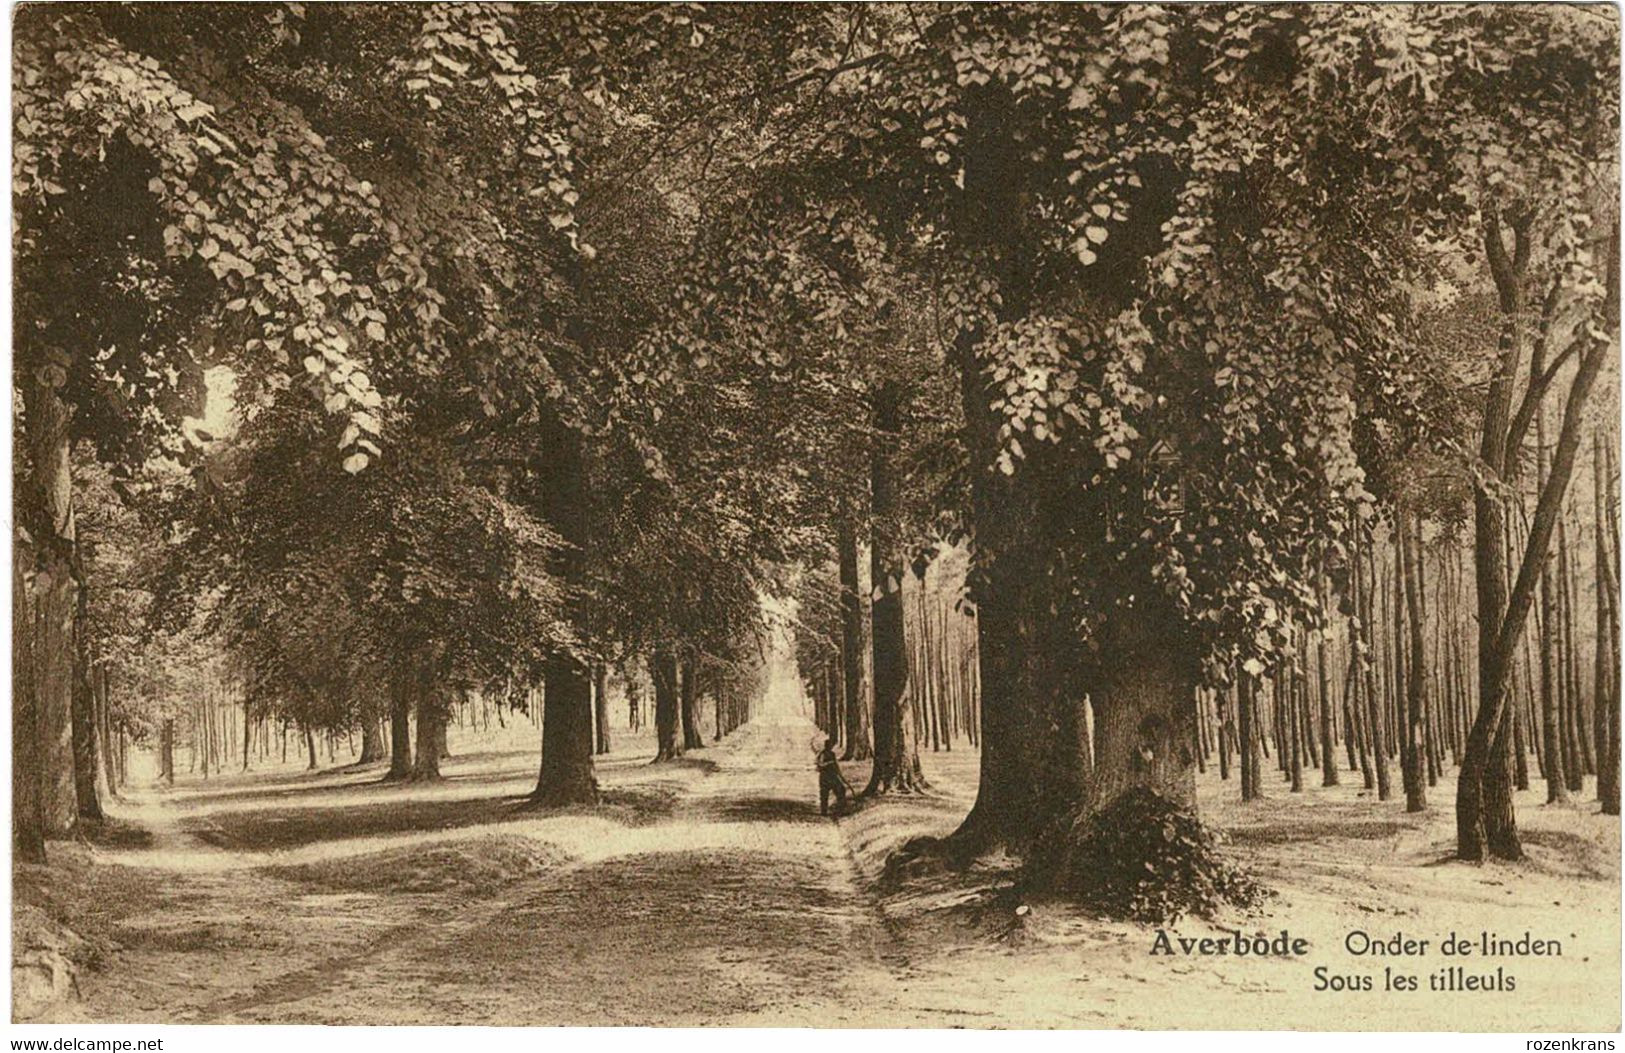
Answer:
[628,5,1617,877]
[10,2,674,849]
[173,402,570,782]
[14,3,1618,895]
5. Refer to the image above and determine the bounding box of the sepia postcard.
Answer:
[10,2,1622,1033]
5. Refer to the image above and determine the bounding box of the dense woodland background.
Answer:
[11,4,1623,936]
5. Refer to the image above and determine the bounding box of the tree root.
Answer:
[1044,787,1268,923]
[860,771,932,798]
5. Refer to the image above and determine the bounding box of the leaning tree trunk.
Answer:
[837,514,873,761]
[652,647,682,761]
[530,408,598,805]
[863,383,926,796]
[1460,216,1613,861]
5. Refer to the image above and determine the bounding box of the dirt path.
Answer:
[46,662,925,1026]
[207,717,900,1025]
[27,653,1619,1028]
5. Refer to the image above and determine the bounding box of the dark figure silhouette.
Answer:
[817,736,852,816]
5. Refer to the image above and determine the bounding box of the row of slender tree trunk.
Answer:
[1194,428,1619,825]
[807,562,981,759]
[803,416,1620,840]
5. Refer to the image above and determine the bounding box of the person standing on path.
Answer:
[817,736,852,816]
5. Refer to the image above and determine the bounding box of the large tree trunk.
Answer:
[20,377,79,836]
[1084,603,1198,812]
[13,541,47,863]
[939,327,1091,852]
[358,717,386,764]
[837,514,873,761]
[532,653,596,804]
[71,579,103,821]
[863,383,926,796]
[531,407,598,805]
[414,677,445,782]
[652,647,681,761]
[679,652,703,750]
[385,676,414,781]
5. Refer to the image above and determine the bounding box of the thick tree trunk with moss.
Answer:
[1084,603,1199,813]
[863,384,926,796]
[837,514,872,761]
[652,647,682,761]
[937,330,1091,853]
